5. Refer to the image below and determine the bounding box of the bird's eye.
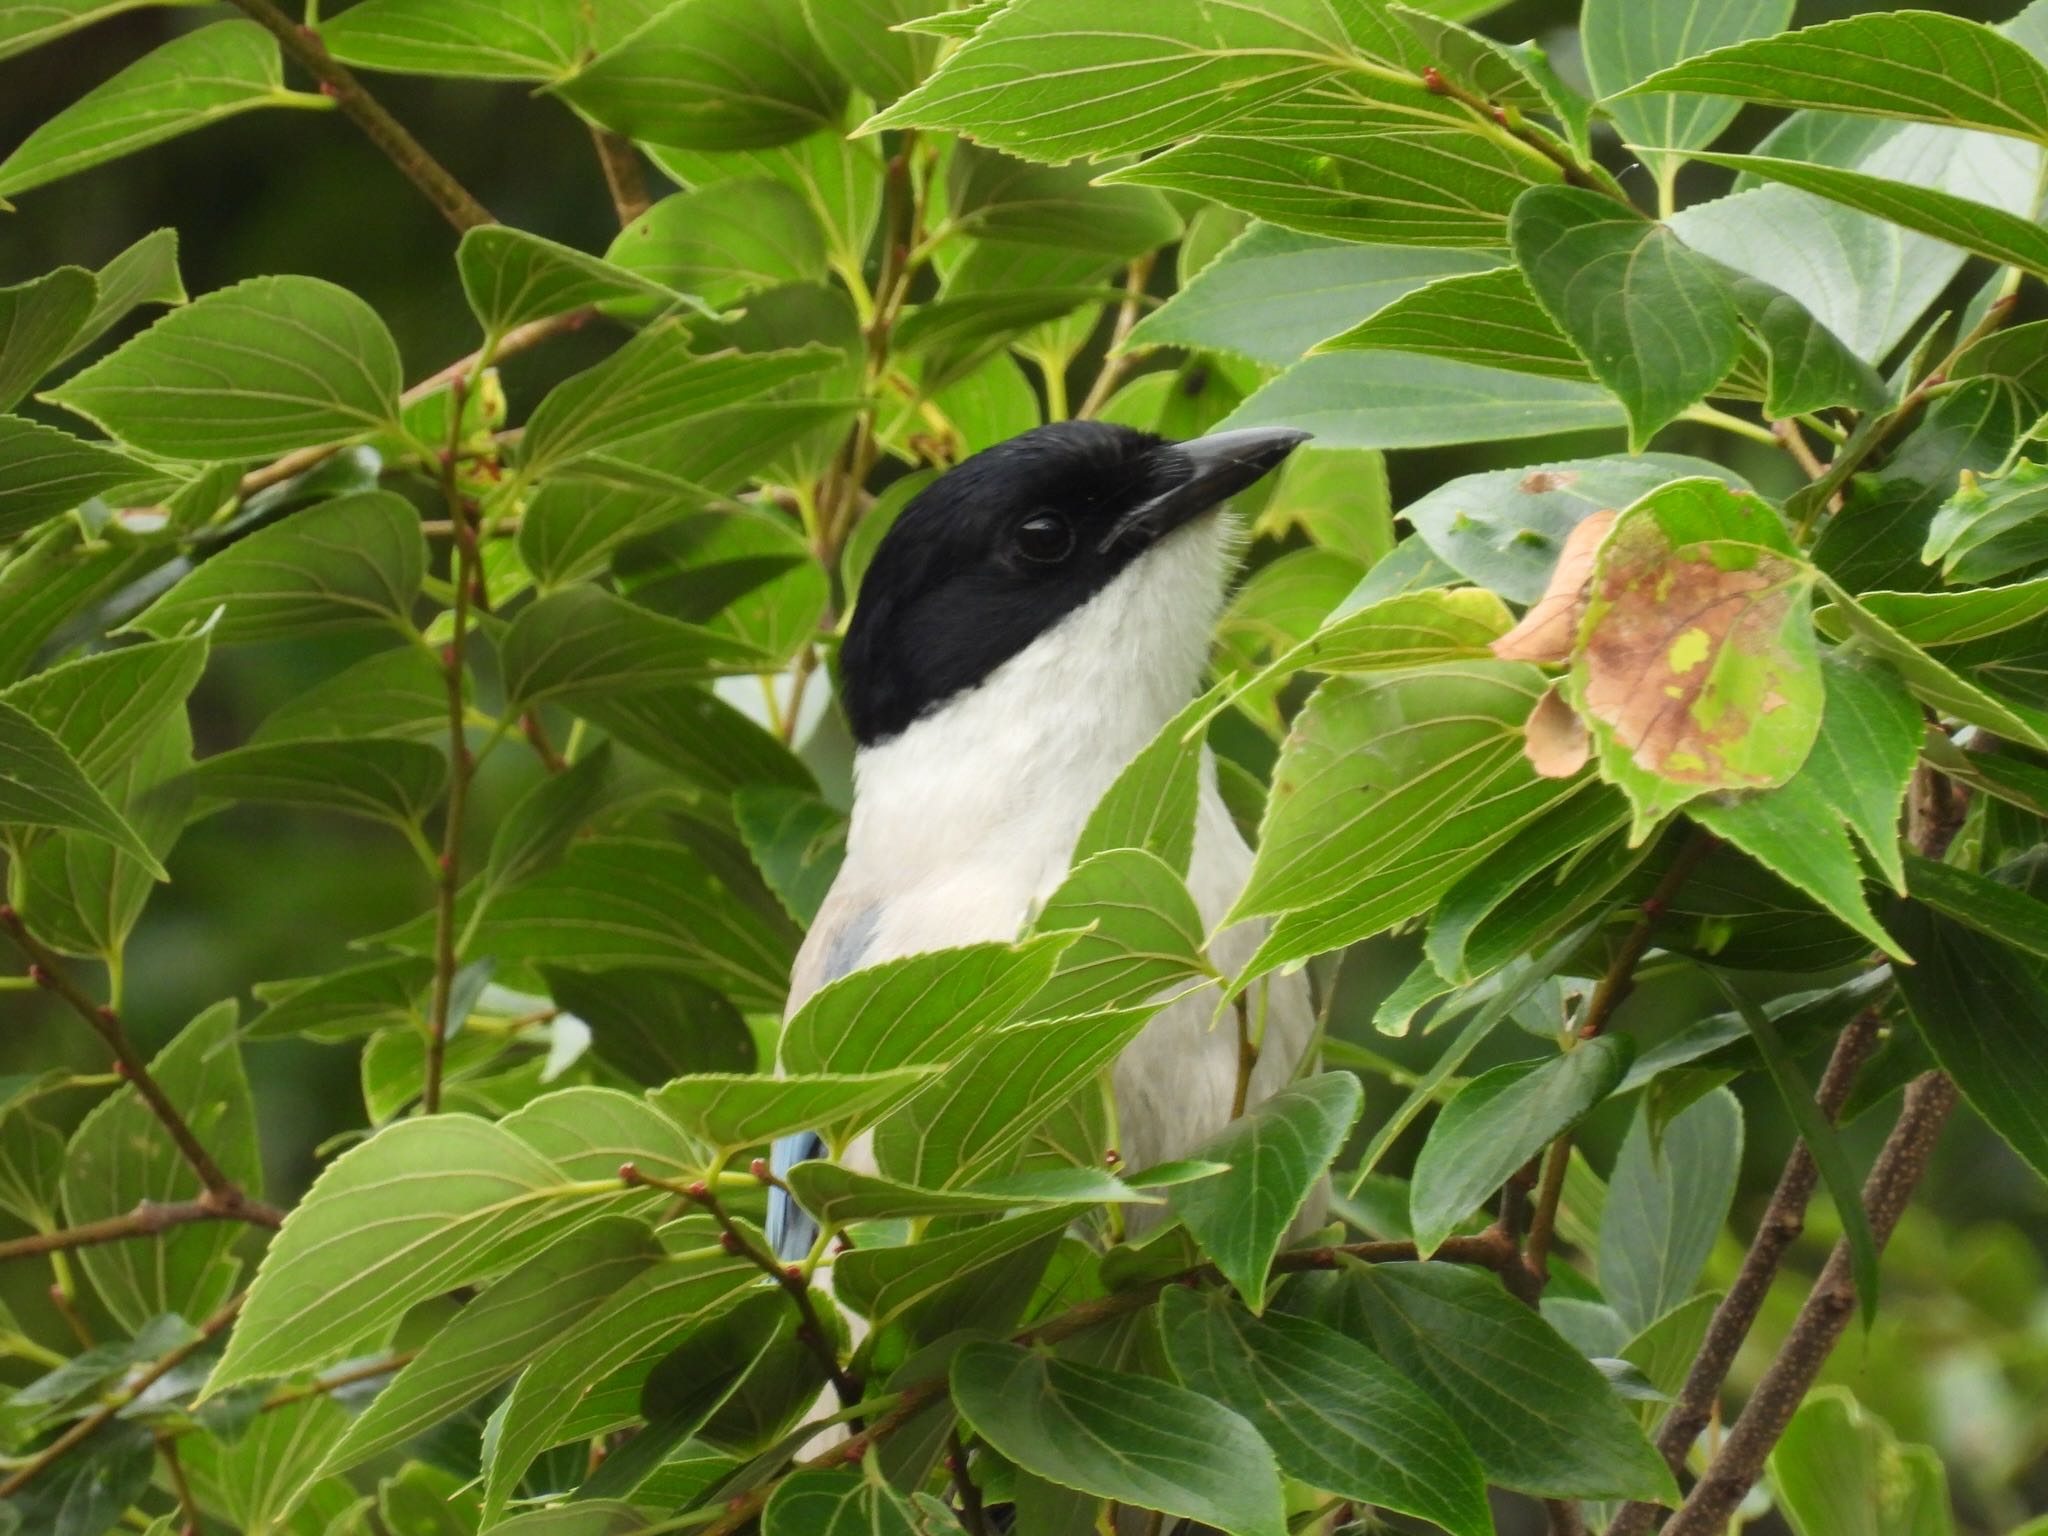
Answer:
[1013,513,1075,565]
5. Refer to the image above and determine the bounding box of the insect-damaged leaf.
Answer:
[1565,479,1823,840]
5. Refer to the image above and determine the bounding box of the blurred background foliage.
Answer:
[1,1,2044,1529]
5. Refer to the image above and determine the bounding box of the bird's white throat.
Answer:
[845,515,1237,900]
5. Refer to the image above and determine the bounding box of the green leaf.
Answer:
[605,181,829,312]
[1857,576,2048,647]
[0,266,96,412]
[321,1216,664,1478]
[0,632,205,787]
[1924,459,2048,584]
[0,0,211,62]
[481,1242,761,1519]
[0,1111,65,1230]
[132,492,423,643]
[1127,223,1497,370]
[1107,126,1551,248]
[1817,577,2048,750]
[542,965,755,1083]
[866,0,1397,161]
[615,505,828,668]
[1599,1088,1743,1334]
[1510,186,1741,448]
[207,1114,582,1393]
[552,0,848,151]
[179,737,445,829]
[782,1162,1155,1225]
[558,679,816,797]
[833,1205,1075,1335]
[1800,653,1918,893]
[1160,1289,1491,1536]
[949,1339,1286,1536]
[6,1422,153,1536]
[1690,152,2048,281]
[732,786,846,927]
[1893,900,2048,1182]
[763,1467,944,1536]
[1217,352,1624,449]
[62,228,183,362]
[49,274,401,459]
[1706,971,1882,1323]
[652,1068,937,1153]
[647,125,885,286]
[519,481,689,590]
[457,225,713,340]
[872,1005,1160,1187]
[483,744,617,901]
[1073,693,1210,878]
[0,22,323,200]
[1582,0,1793,182]
[799,0,945,103]
[251,645,452,744]
[0,416,146,538]
[1403,453,1748,605]
[1026,849,1211,1017]
[1617,1289,1721,1430]
[498,587,765,710]
[1905,854,2048,964]
[1767,1387,1955,1536]
[518,326,835,479]
[1233,660,1563,919]
[464,837,798,1011]
[1410,1037,1631,1258]
[1621,11,2048,146]
[320,0,584,81]
[248,955,433,1042]
[948,143,1180,260]
[1334,1261,1678,1501]
[0,699,160,871]
[1171,1073,1362,1308]
[1566,478,1820,837]
[61,1001,258,1331]
[1319,264,1589,380]
[177,1394,352,1536]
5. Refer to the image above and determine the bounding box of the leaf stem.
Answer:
[1077,252,1158,420]
[0,909,282,1228]
[1679,404,1781,449]
[223,0,494,230]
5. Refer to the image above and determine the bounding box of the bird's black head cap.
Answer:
[839,420,1308,746]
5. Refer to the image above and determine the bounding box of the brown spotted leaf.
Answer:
[1492,508,1618,664]
[1523,683,1591,778]
[1565,478,1821,840]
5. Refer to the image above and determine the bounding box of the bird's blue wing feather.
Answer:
[765,1130,826,1260]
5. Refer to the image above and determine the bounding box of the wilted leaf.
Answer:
[1492,508,1618,663]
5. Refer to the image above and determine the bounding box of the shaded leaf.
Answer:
[1598,1088,1743,1334]
[0,266,96,412]
[458,225,712,339]
[0,416,147,540]
[0,699,159,870]
[179,737,447,829]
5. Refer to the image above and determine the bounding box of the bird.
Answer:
[766,421,1319,1262]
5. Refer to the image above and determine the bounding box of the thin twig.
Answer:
[1077,252,1158,419]
[1770,419,1830,484]
[0,909,281,1228]
[620,1165,863,1411]
[0,1295,243,1499]
[424,374,478,1115]
[255,1351,414,1413]
[590,126,651,226]
[947,1427,993,1536]
[223,0,493,230]
[157,1431,202,1536]
[1606,1005,1884,1536]
[1229,992,1258,1119]
[0,1196,265,1263]
[1523,831,1717,1282]
[1659,1072,1958,1536]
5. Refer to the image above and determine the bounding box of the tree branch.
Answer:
[0,1196,268,1264]
[1604,1003,1884,1536]
[1077,252,1158,420]
[1657,1071,1957,1536]
[0,1294,243,1499]
[590,126,651,227]
[0,909,281,1228]
[222,0,494,231]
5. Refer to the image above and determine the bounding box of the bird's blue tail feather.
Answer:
[765,1130,825,1260]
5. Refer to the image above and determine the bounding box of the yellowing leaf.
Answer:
[1492,508,1617,663]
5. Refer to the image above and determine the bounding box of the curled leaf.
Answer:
[1491,508,1617,663]
[1524,683,1591,778]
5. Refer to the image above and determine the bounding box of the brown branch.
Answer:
[590,126,651,227]
[947,1427,993,1536]
[1077,251,1158,420]
[1658,1071,1957,1536]
[237,308,592,499]
[157,1431,202,1536]
[620,1165,864,1411]
[0,1294,243,1499]
[1770,419,1829,483]
[1523,831,1717,1282]
[424,376,478,1115]
[1605,1004,1884,1536]
[255,1351,414,1413]
[0,1195,268,1264]
[0,909,281,1228]
[694,1231,1521,1536]
[222,0,493,231]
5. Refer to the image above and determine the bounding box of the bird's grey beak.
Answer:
[1099,426,1313,553]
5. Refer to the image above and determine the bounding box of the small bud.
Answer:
[318,80,341,99]
[842,1441,864,1464]
[438,854,454,875]
[686,1180,711,1200]
[27,964,51,989]
[440,643,458,669]
[0,903,16,924]
[727,1496,748,1514]
[618,1162,641,1184]
[785,1264,804,1284]
[1421,66,1448,94]
[1103,1148,1121,1166]
[97,1004,118,1026]
[719,1230,744,1253]
[1493,105,1510,125]
[1640,896,1664,918]
[750,1157,770,1180]
[112,1058,130,1079]
[1924,371,1948,389]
